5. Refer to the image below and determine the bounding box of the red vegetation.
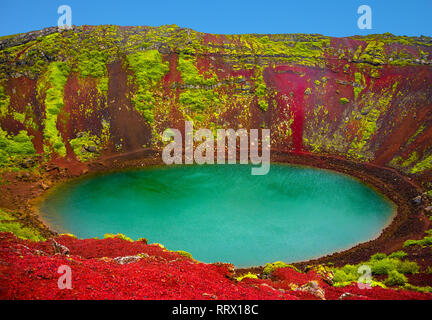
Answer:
[1,233,431,300]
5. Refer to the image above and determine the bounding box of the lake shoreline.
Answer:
[0,149,430,273]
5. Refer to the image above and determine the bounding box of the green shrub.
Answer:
[388,250,408,259]
[370,258,398,275]
[369,257,419,275]
[403,283,432,293]
[403,232,432,247]
[397,260,419,274]
[331,254,419,288]
[370,253,387,261]
[333,269,357,283]
[332,264,374,285]
[384,270,407,286]
[340,97,349,104]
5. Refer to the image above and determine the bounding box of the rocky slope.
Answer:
[0,25,431,192]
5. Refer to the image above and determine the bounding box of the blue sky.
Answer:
[1,0,431,37]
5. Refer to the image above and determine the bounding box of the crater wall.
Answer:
[0,25,431,192]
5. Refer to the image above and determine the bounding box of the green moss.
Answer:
[178,54,217,87]
[176,250,193,260]
[403,284,432,293]
[339,97,349,104]
[69,131,100,162]
[354,72,366,100]
[370,253,387,261]
[333,279,386,288]
[258,100,269,111]
[103,233,134,242]
[407,125,426,145]
[126,50,169,123]
[76,49,109,95]
[40,61,70,157]
[97,77,109,95]
[0,85,10,118]
[404,230,432,247]
[410,154,432,174]
[152,243,166,249]
[263,261,301,275]
[0,209,45,241]
[263,261,288,275]
[12,112,26,123]
[0,128,36,167]
[59,233,77,238]
[177,53,220,113]
[391,152,419,168]
[179,89,218,112]
[235,34,330,67]
[332,265,359,283]
[251,67,269,111]
[348,84,397,160]
[353,45,363,60]
[235,272,258,282]
[358,41,386,65]
[388,251,408,259]
[370,258,419,275]
[77,49,107,78]
[331,255,419,287]
[370,68,381,78]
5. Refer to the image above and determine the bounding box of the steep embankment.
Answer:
[0,25,431,190]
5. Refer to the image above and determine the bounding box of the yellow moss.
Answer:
[0,209,45,241]
[235,272,259,281]
[103,233,134,242]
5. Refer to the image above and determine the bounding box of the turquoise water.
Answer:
[39,164,394,267]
